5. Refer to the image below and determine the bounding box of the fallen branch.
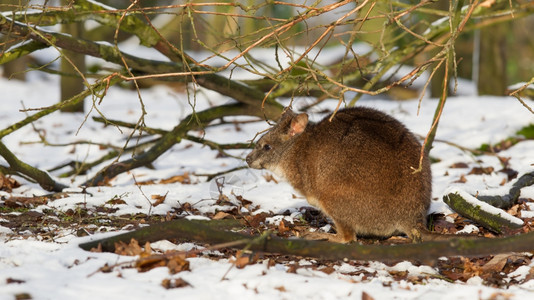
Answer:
[476,171,534,209]
[79,218,534,263]
[53,137,160,178]
[0,141,67,192]
[443,189,524,233]
[82,103,276,186]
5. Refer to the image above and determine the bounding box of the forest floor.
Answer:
[1,72,534,299]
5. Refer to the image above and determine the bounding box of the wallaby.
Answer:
[246,107,442,243]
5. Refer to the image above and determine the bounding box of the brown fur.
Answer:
[246,107,435,243]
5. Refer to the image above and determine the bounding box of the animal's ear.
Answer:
[289,113,308,136]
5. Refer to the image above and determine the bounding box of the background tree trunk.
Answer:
[60,3,86,113]
[1,0,27,81]
[430,0,451,98]
[477,23,508,96]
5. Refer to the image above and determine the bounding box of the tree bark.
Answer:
[0,141,67,191]
[60,8,86,113]
[443,192,523,233]
[477,23,508,95]
[79,218,534,263]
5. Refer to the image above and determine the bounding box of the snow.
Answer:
[1,67,534,299]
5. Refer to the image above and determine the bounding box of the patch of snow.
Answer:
[456,224,479,234]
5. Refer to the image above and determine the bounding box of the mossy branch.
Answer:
[0,141,67,191]
[0,40,48,65]
[79,218,534,263]
[443,192,524,234]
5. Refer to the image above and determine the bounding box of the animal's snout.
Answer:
[245,153,253,166]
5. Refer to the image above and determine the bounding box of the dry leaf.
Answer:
[114,239,144,256]
[136,252,190,274]
[482,254,510,273]
[278,219,290,234]
[275,286,287,292]
[235,195,253,209]
[245,213,268,228]
[99,263,114,273]
[213,211,231,220]
[461,258,483,278]
[233,251,258,269]
[235,255,251,269]
[162,278,191,289]
[362,291,375,300]
[167,255,190,274]
[319,266,336,275]
[286,263,299,274]
[454,174,467,183]
[523,266,534,282]
[449,162,469,169]
[499,168,518,181]
[106,197,126,205]
[160,173,191,184]
[507,204,520,217]
[0,174,20,192]
[6,278,26,284]
[4,196,48,208]
[151,194,167,206]
[90,243,103,253]
[468,166,494,175]
[136,255,167,272]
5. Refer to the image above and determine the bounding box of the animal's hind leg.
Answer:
[304,219,355,243]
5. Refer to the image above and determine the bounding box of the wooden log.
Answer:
[79,218,534,263]
[443,190,524,233]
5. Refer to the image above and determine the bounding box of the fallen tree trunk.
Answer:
[443,190,524,233]
[0,141,67,192]
[79,218,534,263]
[442,171,534,233]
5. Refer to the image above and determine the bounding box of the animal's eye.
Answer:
[263,144,272,151]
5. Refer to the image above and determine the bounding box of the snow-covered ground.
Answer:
[1,69,534,299]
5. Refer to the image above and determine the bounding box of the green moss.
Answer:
[516,123,534,139]
[0,205,30,213]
